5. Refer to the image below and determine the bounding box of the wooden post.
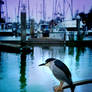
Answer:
[77,19,80,31]
[64,30,66,43]
[21,5,26,42]
[76,15,80,40]
[30,19,34,38]
[62,79,92,90]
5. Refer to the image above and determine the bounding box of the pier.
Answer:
[0,39,92,48]
[0,0,92,92]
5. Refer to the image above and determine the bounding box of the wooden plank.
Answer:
[0,40,92,46]
[0,42,21,48]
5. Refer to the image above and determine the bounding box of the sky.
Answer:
[2,0,92,22]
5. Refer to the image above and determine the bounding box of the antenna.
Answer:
[42,0,46,21]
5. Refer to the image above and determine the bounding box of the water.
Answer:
[0,46,92,92]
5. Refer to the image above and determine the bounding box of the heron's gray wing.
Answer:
[54,60,71,79]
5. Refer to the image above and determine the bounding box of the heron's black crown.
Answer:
[45,58,56,64]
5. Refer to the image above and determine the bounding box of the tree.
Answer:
[79,8,92,30]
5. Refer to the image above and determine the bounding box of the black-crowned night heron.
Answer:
[39,58,75,92]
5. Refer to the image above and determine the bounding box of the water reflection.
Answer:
[68,47,74,56]
[68,46,86,62]
[76,47,85,62]
[19,47,34,92]
[30,47,34,60]
[0,46,92,92]
[19,50,27,92]
[0,52,2,80]
[41,46,66,60]
[0,52,1,62]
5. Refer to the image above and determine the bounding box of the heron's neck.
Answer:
[49,61,55,70]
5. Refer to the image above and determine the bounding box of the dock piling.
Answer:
[30,19,35,38]
[21,4,26,42]
[76,15,80,40]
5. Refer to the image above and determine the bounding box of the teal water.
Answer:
[0,46,92,92]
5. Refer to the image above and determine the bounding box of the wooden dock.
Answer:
[28,38,92,46]
[28,38,65,44]
[0,39,92,46]
[0,37,92,53]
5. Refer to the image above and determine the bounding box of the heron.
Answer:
[39,58,75,92]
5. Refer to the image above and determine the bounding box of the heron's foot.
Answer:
[54,86,63,92]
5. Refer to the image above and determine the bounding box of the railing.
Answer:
[62,79,92,91]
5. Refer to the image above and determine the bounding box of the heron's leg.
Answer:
[54,81,64,92]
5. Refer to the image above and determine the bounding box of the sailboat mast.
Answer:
[52,0,54,19]
[55,0,57,16]
[28,0,30,21]
[5,0,8,22]
[63,0,65,19]
[17,0,21,23]
[36,1,38,21]
[42,0,46,21]
[71,0,73,18]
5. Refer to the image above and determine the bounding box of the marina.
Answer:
[0,0,92,92]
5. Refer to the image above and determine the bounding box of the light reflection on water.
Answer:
[0,46,92,92]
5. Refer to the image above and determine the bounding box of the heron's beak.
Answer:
[39,63,46,66]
